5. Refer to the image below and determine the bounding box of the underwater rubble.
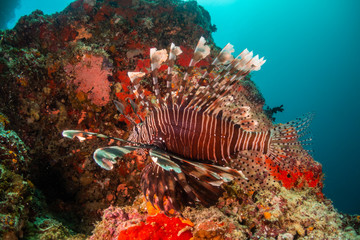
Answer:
[0,0,359,239]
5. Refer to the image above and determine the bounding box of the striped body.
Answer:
[129,104,272,165]
[63,37,313,215]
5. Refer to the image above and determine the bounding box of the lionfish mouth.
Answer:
[62,36,313,215]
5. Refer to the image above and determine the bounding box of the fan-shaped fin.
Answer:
[268,113,314,163]
[149,149,182,173]
[62,130,143,146]
[142,149,246,214]
[176,37,211,105]
[93,146,138,170]
[127,71,155,109]
[150,48,168,104]
[62,130,110,142]
[165,43,182,106]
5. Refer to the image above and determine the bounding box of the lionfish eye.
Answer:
[135,124,141,135]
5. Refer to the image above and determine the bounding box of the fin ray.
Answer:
[93,146,138,170]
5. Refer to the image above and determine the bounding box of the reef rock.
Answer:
[0,0,215,235]
[90,186,360,239]
[0,115,85,239]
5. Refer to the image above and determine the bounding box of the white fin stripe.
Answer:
[199,114,208,160]
[220,118,226,162]
[213,115,217,162]
[203,114,210,160]
[155,108,166,135]
[260,131,268,153]
[188,109,196,159]
[208,114,215,161]
[252,132,259,151]
[235,129,243,152]
[228,121,234,159]
[244,131,251,150]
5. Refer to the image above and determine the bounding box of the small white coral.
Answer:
[192,36,211,65]
[150,48,168,70]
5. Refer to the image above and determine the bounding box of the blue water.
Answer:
[198,0,360,214]
[5,0,74,29]
[4,0,360,214]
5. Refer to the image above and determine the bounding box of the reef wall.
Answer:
[0,0,359,239]
[0,0,217,236]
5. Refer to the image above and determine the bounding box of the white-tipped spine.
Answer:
[234,49,266,72]
[169,43,182,61]
[213,43,235,65]
[192,36,211,66]
[150,48,168,70]
[128,72,145,83]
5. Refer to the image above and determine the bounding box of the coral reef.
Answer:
[0,0,217,234]
[90,187,360,240]
[0,0,358,238]
[90,202,192,240]
[0,114,33,238]
[0,115,85,239]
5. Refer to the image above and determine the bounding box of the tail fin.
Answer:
[267,113,314,163]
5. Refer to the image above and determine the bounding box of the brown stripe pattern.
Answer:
[129,104,272,166]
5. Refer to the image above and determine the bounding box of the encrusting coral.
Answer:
[64,54,113,106]
[90,186,360,240]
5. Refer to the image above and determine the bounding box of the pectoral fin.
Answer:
[93,146,138,170]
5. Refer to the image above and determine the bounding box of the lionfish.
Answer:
[63,37,312,214]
